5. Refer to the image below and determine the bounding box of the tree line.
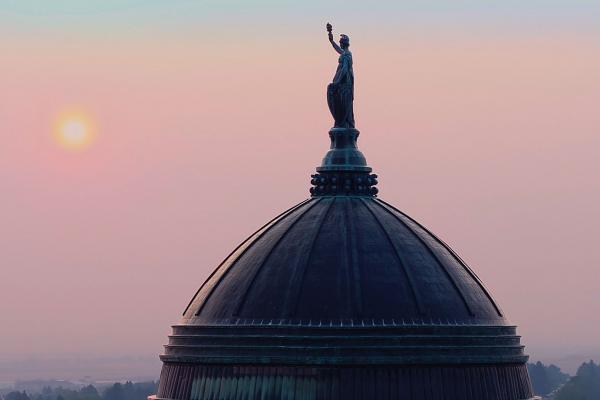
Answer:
[2,361,600,400]
[527,360,600,399]
[527,361,569,396]
[555,360,600,400]
[1,382,157,400]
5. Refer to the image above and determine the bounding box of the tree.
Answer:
[102,381,158,400]
[40,387,52,399]
[79,386,100,400]
[5,392,31,400]
[102,383,123,400]
[556,360,600,400]
[528,361,569,396]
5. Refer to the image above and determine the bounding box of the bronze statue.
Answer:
[326,23,355,129]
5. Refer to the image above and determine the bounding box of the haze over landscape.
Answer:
[1,0,599,386]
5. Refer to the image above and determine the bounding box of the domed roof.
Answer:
[156,126,532,400]
[154,30,534,400]
[182,196,504,327]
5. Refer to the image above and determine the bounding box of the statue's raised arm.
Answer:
[326,23,355,129]
[326,23,343,54]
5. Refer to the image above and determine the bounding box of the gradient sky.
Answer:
[1,0,599,376]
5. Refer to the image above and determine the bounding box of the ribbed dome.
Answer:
[183,197,504,326]
[154,33,535,399]
[157,197,533,400]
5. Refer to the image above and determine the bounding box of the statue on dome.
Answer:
[326,23,355,129]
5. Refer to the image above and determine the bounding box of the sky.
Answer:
[1,0,599,379]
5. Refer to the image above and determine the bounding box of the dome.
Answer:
[153,28,535,400]
[182,196,505,327]
[155,130,534,399]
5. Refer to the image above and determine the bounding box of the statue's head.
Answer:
[339,34,350,49]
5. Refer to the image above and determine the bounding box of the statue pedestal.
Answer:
[317,128,371,172]
[311,128,378,197]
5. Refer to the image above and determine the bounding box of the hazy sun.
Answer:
[54,111,96,150]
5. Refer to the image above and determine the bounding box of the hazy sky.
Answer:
[1,0,599,374]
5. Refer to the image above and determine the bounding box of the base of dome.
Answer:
[150,396,542,400]
[150,395,542,400]
[154,363,536,400]
[161,323,528,366]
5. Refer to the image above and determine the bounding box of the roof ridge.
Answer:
[374,198,475,317]
[345,197,363,317]
[232,198,323,317]
[360,198,424,315]
[185,198,313,317]
[376,198,503,318]
[287,197,337,317]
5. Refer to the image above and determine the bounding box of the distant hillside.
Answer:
[0,357,160,385]
[1,381,158,400]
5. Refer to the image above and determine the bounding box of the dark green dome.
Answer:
[153,36,535,398]
[154,128,534,400]
[182,196,505,327]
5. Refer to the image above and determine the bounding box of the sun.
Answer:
[53,111,96,150]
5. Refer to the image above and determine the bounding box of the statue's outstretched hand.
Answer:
[326,22,342,54]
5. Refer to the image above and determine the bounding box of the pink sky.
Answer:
[1,2,599,377]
